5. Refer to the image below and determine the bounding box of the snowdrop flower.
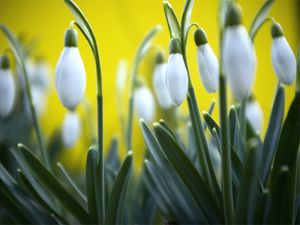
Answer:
[246,98,264,133]
[0,55,16,117]
[62,111,81,148]
[32,60,51,93]
[134,85,156,122]
[31,88,46,116]
[166,38,188,106]
[116,59,128,94]
[153,52,173,109]
[194,28,219,93]
[222,4,256,101]
[271,22,296,85]
[55,28,86,110]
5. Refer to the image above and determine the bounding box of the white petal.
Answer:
[31,88,46,116]
[166,54,188,106]
[246,101,264,133]
[153,63,173,109]
[62,111,81,148]
[223,25,256,101]
[0,69,16,117]
[116,59,128,93]
[134,86,156,122]
[32,61,51,92]
[272,36,296,85]
[197,44,219,93]
[55,47,86,110]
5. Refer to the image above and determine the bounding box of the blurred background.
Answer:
[0,0,299,173]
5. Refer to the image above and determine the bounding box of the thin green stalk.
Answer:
[239,99,247,140]
[219,75,234,224]
[0,25,51,170]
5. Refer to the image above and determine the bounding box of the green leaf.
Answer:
[163,0,181,39]
[64,0,95,53]
[249,0,275,41]
[140,120,205,223]
[86,147,99,224]
[203,100,216,130]
[181,0,194,46]
[153,123,223,223]
[17,169,68,225]
[18,144,89,224]
[203,112,220,137]
[105,151,133,224]
[261,87,284,184]
[105,137,120,171]
[57,162,87,204]
[235,139,262,224]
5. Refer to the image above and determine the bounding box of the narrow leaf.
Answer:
[163,0,181,39]
[18,144,89,224]
[181,0,194,45]
[105,151,133,225]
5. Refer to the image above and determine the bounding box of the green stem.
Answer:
[219,75,234,224]
[239,99,247,140]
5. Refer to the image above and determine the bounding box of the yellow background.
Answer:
[0,0,299,172]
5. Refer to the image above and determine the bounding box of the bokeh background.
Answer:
[0,0,299,173]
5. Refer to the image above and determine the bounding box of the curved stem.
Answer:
[0,25,51,170]
[251,17,276,42]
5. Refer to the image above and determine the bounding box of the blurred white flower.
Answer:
[31,88,46,116]
[246,99,264,133]
[166,38,188,106]
[16,59,35,89]
[55,28,86,110]
[134,85,156,122]
[194,28,219,93]
[271,23,296,85]
[0,55,16,117]
[116,59,128,94]
[153,53,172,109]
[222,4,256,101]
[32,61,51,92]
[62,111,81,148]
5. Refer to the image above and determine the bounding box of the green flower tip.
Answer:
[64,28,78,47]
[169,38,182,54]
[225,3,243,27]
[271,22,284,38]
[194,28,208,46]
[0,54,10,69]
[155,51,165,64]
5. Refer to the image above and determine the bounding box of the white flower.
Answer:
[0,56,16,117]
[55,28,86,110]
[31,88,46,116]
[62,111,81,148]
[223,4,256,101]
[153,62,173,109]
[116,59,128,94]
[196,44,219,93]
[223,25,256,101]
[246,100,264,133]
[166,53,188,106]
[194,28,219,93]
[134,86,156,122]
[271,23,296,85]
[32,61,51,92]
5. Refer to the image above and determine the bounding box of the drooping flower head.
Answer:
[166,38,188,106]
[62,111,81,148]
[0,54,16,117]
[134,84,156,122]
[194,28,219,93]
[153,51,173,109]
[222,3,256,101]
[55,27,86,110]
[246,96,264,133]
[271,22,296,85]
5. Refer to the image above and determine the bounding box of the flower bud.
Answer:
[0,55,16,117]
[194,28,219,93]
[166,38,188,106]
[55,28,86,110]
[271,23,296,85]
[153,52,172,109]
[246,98,264,133]
[134,85,156,122]
[62,111,81,148]
[223,3,256,101]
